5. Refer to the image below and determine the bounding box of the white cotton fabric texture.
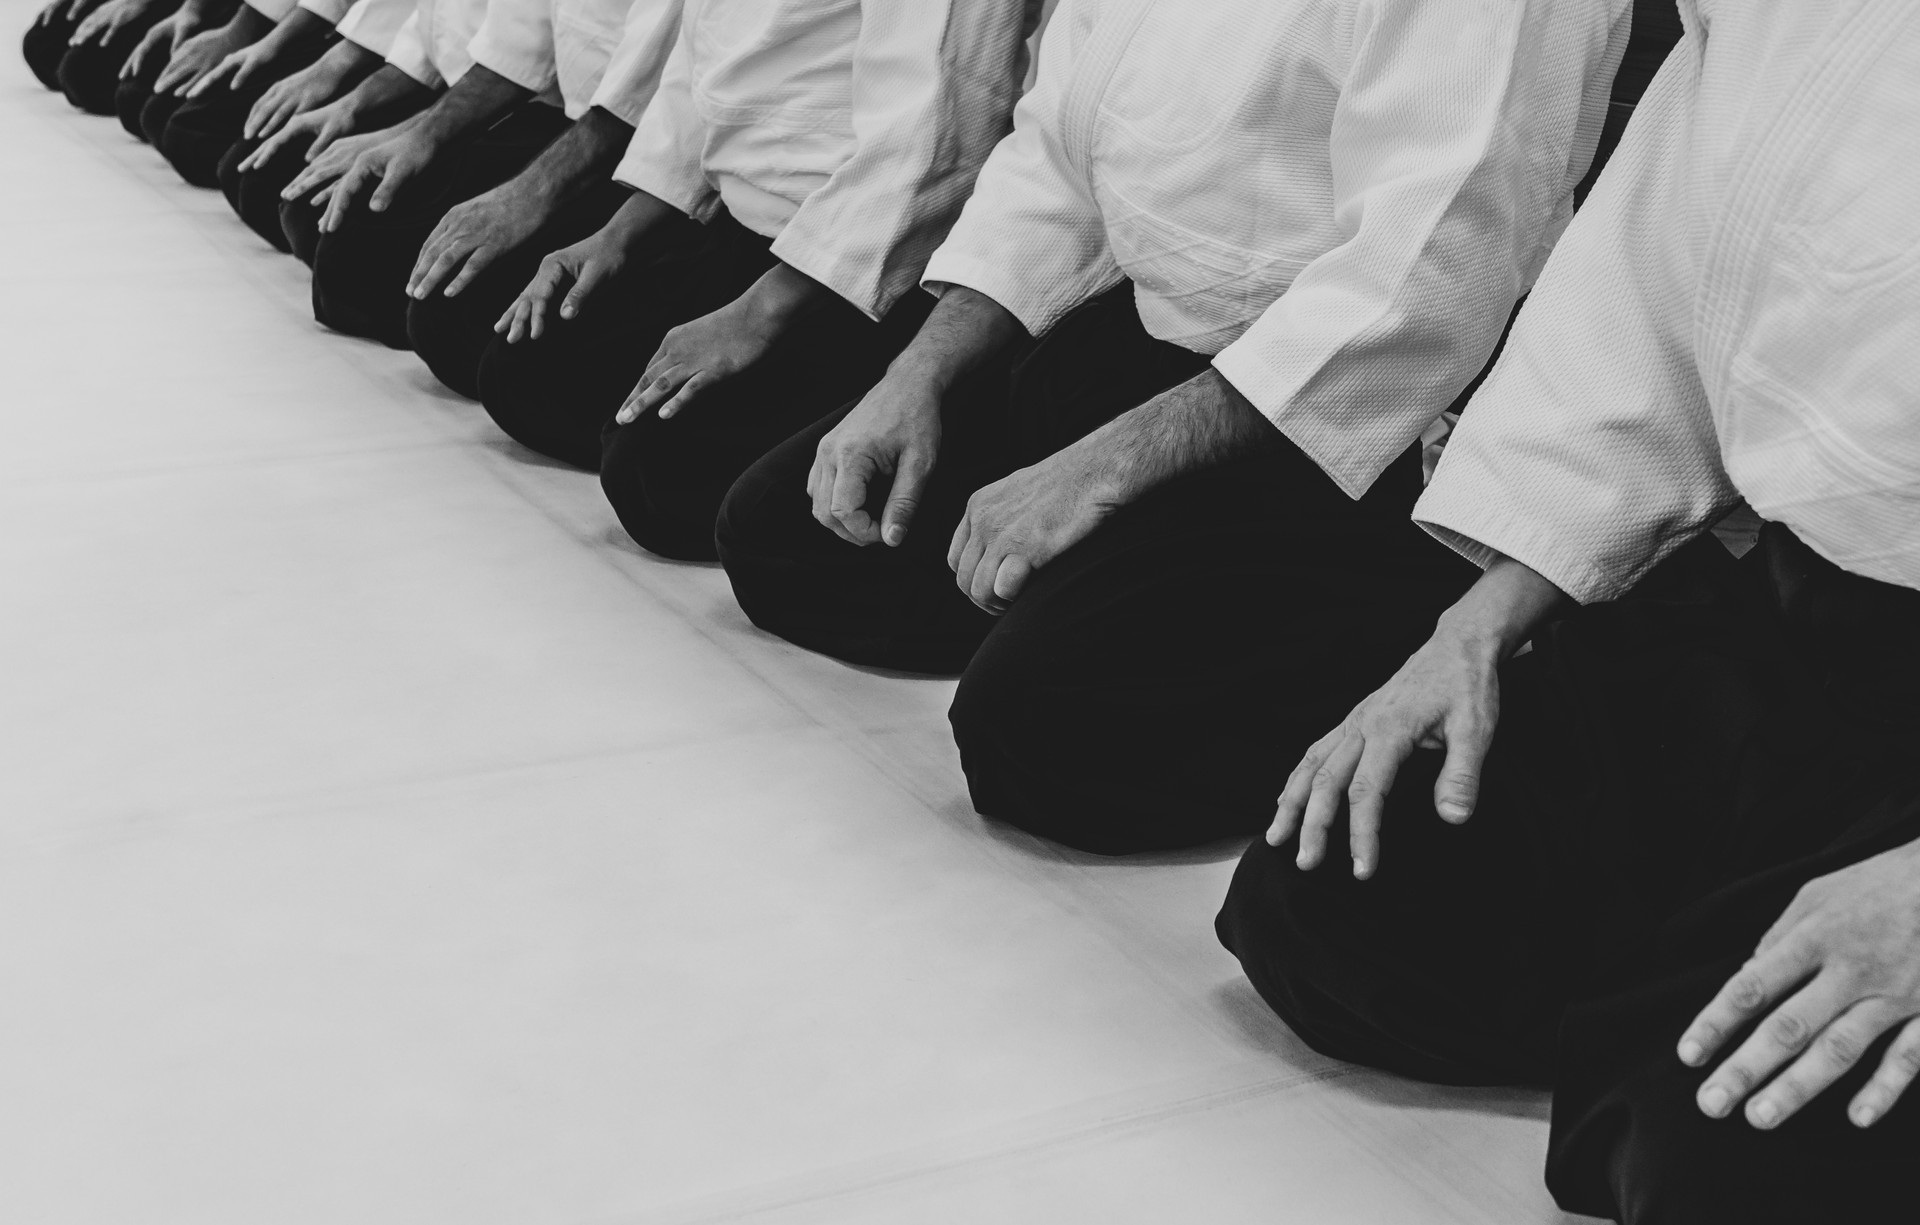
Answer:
[331,0,416,57]
[611,0,1042,320]
[467,0,635,113]
[298,0,357,30]
[386,0,494,91]
[926,0,1628,499]
[247,0,299,24]
[586,0,682,126]
[1417,0,1920,602]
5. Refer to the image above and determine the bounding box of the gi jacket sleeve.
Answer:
[1414,26,1738,605]
[299,0,357,26]
[467,0,558,95]
[1212,0,1630,499]
[610,16,716,220]
[919,0,1123,336]
[247,0,299,21]
[334,0,417,57]
[385,11,447,88]
[769,0,1038,320]
[588,0,683,127]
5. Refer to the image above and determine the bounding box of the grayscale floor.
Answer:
[0,24,1603,1222]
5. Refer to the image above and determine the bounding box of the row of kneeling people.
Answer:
[23,0,1920,1220]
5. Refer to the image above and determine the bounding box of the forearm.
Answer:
[179,0,238,24]
[342,62,433,124]
[263,4,331,50]
[888,286,1025,393]
[222,0,274,40]
[1433,557,1568,660]
[311,31,381,89]
[500,106,632,211]
[409,64,530,149]
[1093,368,1283,502]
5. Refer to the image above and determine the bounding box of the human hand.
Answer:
[186,27,282,98]
[1679,840,1920,1130]
[1268,621,1500,880]
[241,97,347,170]
[614,300,780,425]
[1267,556,1563,879]
[947,434,1131,616]
[494,232,629,343]
[408,182,545,300]
[278,124,390,203]
[151,19,245,94]
[70,0,145,46]
[314,130,434,233]
[243,56,336,140]
[119,6,196,79]
[807,372,943,547]
[41,0,98,30]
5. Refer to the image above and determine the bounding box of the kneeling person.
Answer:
[403,0,684,397]
[718,0,1655,852]
[1220,2,1920,1217]
[476,0,1036,561]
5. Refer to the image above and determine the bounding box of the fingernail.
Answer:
[1751,1099,1778,1127]
[1438,801,1470,822]
[1352,859,1370,880]
[883,525,902,546]
[1699,1086,1730,1117]
[1852,1104,1877,1128]
[1677,1039,1702,1065]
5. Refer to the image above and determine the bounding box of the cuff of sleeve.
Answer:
[770,230,889,322]
[587,83,649,128]
[244,0,297,19]
[920,249,1116,340]
[387,44,445,90]
[296,0,352,24]
[1211,339,1406,503]
[1412,477,1640,607]
[467,34,557,96]
[612,155,718,224]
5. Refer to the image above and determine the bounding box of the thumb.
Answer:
[1433,710,1495,823]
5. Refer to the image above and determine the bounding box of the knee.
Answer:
[475,339,601,471]
[279,197,320,265]
[23,19,71,90]
[405,291,484,399]
[58,45,121,115]
[216,139,249,211]
[113,76,149,137]
[138,89,178,148]
[599,419,720,561]
[157,110,230,189]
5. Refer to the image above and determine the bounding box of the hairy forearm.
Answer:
[312,33,381,88]
[410,64,531,149]
[343,63,434,124]
[889,286,1025,392]
[223,0,273,40]
[179,0,238,24]
[504,106,633,209]
[1094,367,1283,501]
[264,5,331,49]
[1436,557,1568,659]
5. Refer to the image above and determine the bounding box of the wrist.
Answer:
[1435,556,1567,661]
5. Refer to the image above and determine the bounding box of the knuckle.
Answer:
[1892,1044,1920,1077]
[1727,973,1769,1011]
[1768,1010,1812,1048]
[1821,1029,1863,1066]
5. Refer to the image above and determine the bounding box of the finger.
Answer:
[185,54,234,97]
[558,261,606,321]
[655,370,710,422]
[1746,997,1903,1129]
[966,540,1007,614]
[305,121,344,162]
[409,242,464,300]
[320,173,356,232]
[1347,731,1413,880]
[619,365,678,424]
[228,52,259,90]
[827,459,880,543]
[1271,728,1345,846]
[497,298,529,343]
[991,554,1031,605]
[440,245,493,298]
[947,509,973,574]
[1678,936,1821,1069]
[1296,732,1364,871]
[1692,959,1840,1121]
[367,163,407,213]
[880,453,929,547]
[1433,707,1495,824]
[1850,1016,1920,1127]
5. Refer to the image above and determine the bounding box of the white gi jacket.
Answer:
[1416,0,1920,601]
[611,0,1042,320]
[925,0,1630,499]
[586,0,681,125]
[332,0,416,56]
[470,0,679,117]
